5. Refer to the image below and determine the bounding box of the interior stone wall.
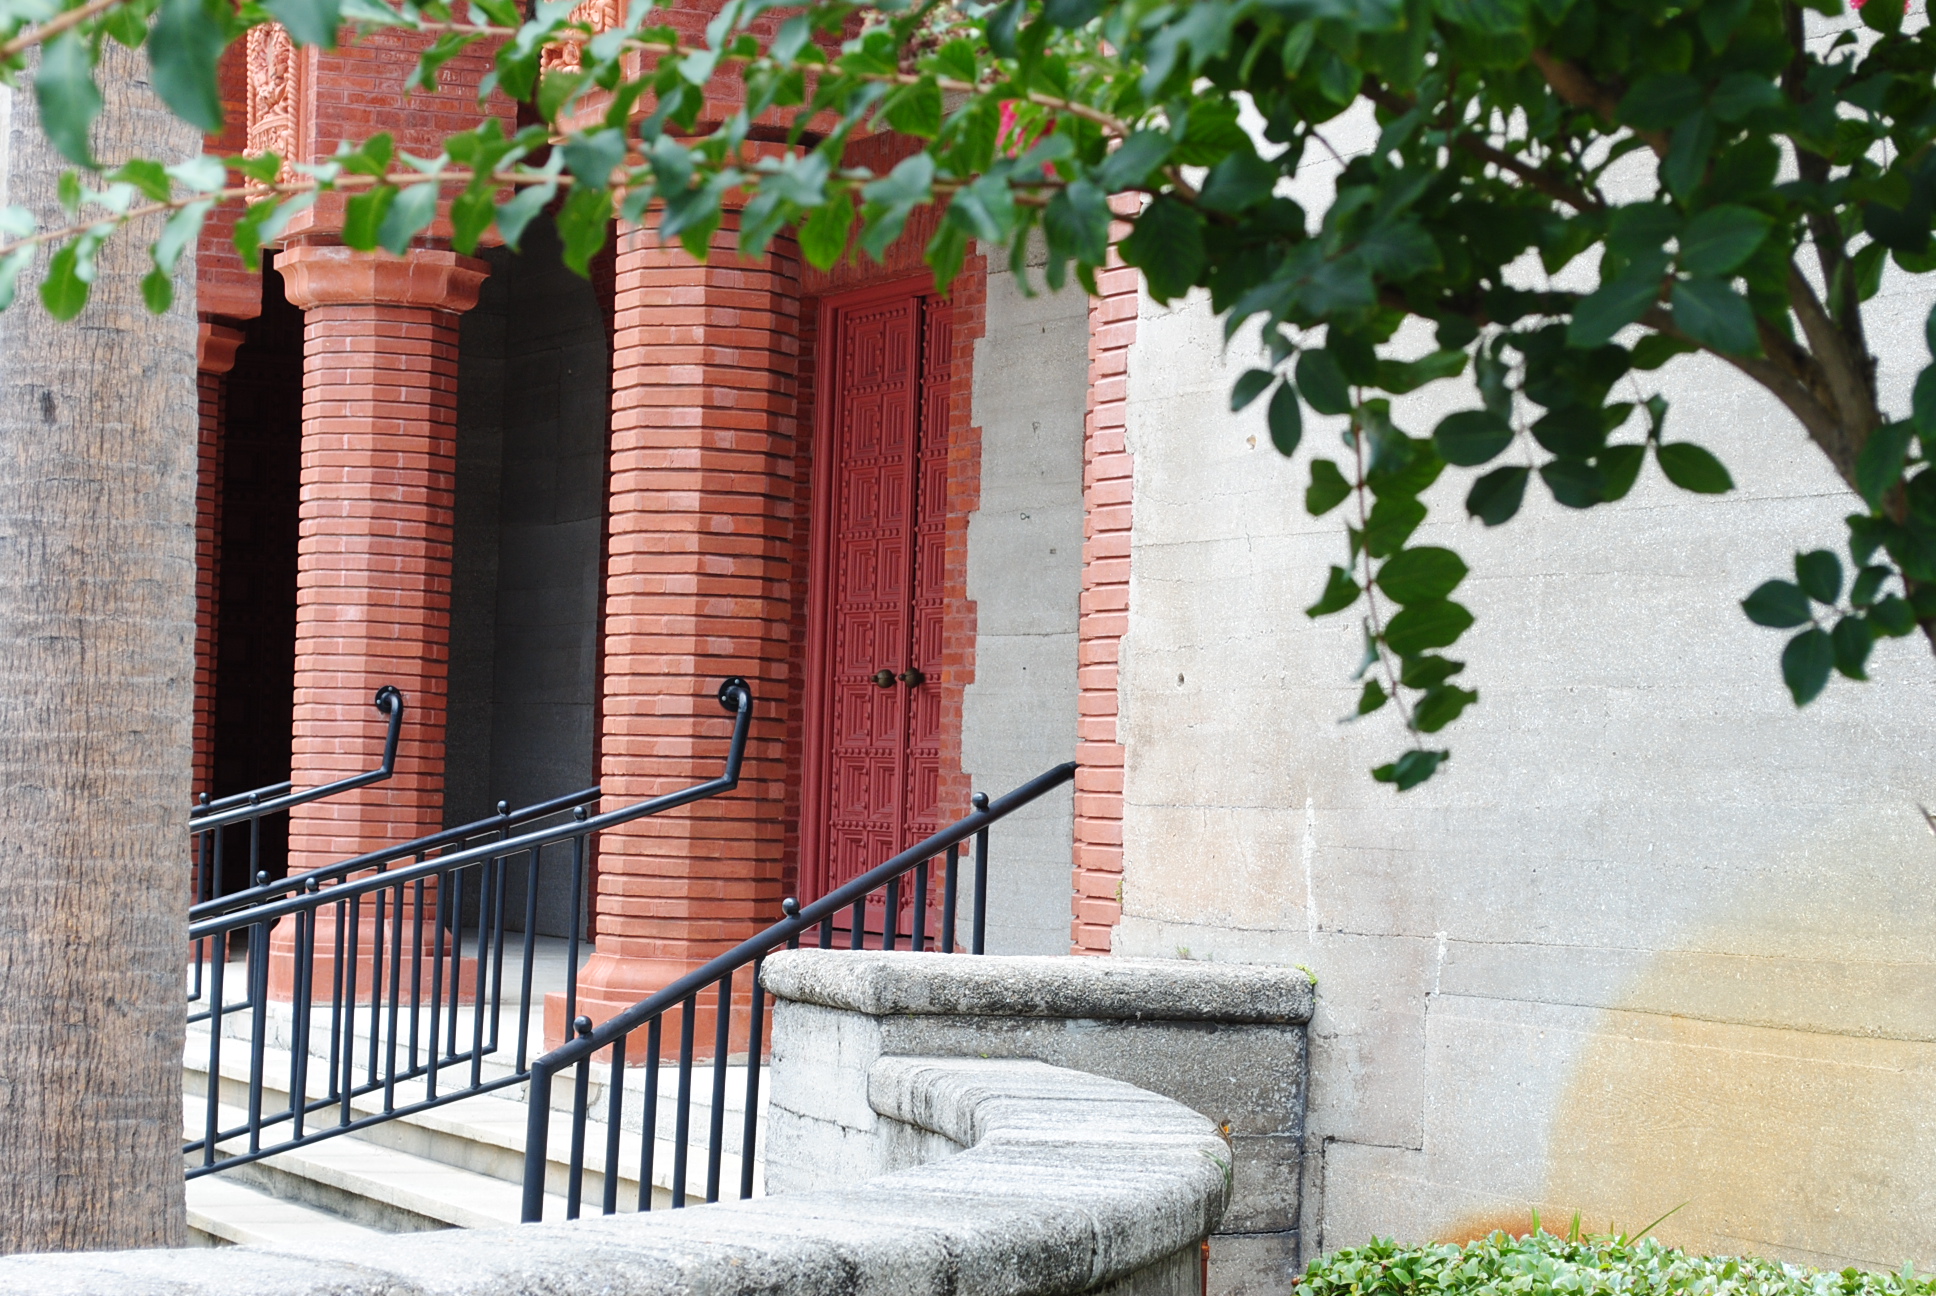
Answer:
[450,215,608,937]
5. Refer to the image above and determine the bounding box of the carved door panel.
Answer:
[814,287,949,920]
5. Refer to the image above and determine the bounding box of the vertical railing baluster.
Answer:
[488,850,509,1054]
[913,859,929,952]
[942,842,959,954]
[565,813,587,1031]
[516,845,540,1073]
[705,973,731,1202]
[471,863,490,1089]
[739,965,765,1200]
[327,893,346,1102]
[849,899,865,951]
[445,868,464,1058]
[247,921,267,1152]
[409,874,425,1075]
[385,880,404,1111]
[203,949,225,1167]
[971,792,990,955]
[671,998,696,1208]
[341,892,361,1124]
[601,1031,627,1215]
[427,880,446,1099]
[884,877,900,951]
[638,1015,662,1211]
[368,887,386,1087]
[818,913,833,949]
[292,900,314,1140]
[566,1020,591,1221]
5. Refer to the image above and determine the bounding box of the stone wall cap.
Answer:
[760,950,1314,1023]
[277,244,490,313]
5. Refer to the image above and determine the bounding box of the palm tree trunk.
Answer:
[0,42,199,1253]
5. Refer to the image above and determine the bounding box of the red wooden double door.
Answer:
[805,282,953,924]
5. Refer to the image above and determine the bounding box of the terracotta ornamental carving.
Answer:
[540,0,622,71]
[246,22,301,173]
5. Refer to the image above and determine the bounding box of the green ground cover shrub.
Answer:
[1297,1230,1936,1296]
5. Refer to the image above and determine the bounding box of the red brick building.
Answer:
[191,9,1133,1034]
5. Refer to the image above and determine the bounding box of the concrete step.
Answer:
[185,1175,386,1247]
[184,1022,763,1221]
[186,1094,567,1232]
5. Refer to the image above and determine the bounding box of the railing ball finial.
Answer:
[255,871,269,889]
[781,897,799,918]
[573,805,588,822]
[972,792,990,812]
[497,799,509,817]
[573,1015,593,1040]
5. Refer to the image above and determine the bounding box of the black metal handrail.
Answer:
[517,758,1080,1223]
[191,785,601,921]
[188,686,404,912]
[183,677,753,1181]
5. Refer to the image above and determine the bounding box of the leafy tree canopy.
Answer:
[2,0,1932,787]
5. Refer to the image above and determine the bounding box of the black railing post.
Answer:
[942,842,959,953]
[971,792,990,955]
[521,1063,554,1222]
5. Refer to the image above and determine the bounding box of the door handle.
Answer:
[872,668,897,689]
[899,666,926,688]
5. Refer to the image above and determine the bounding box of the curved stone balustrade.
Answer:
[0,1053,1228,1296]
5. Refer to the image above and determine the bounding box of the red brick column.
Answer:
[559,218,800,1047]
[1072,244,1139,955]
[194,322,246,804]
[276,245,488,871]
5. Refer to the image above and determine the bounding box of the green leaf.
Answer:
[1655,441,1734,493]
[0,247,36,312]
[1709,72,1780,121]
[1412,683,1479,733]
[1231,369,1275,412]
[1306,565,1363,617]
[376,181,440,254]
[1296,349,1351,416]
[1868,594,1917,636]
[266,0,342,46]
[1849,564,1889,609]
[882,78,943,139]
[1375,349,1466,394]
[1794,549,1843,604]
[1400,655,1464,689]
[1568,253,1665,348]
[1631,333,1695,370]
[109,160,171,202]
[450,189,494,256]
[140,267,174,315]
[556,184,612,275]
[1041,176,1108,267]
[1540,458,1605,509]
[1832,614,1873,680]
[1268,384,1303,457]
[1433,409,1513,467]
[1199,149,1278,215]
[1670,276,1758,355]
[1780,627,1833,705]
[1466,466,1529,526]
[1383,598,1474,656]
[1913,367,1936,436]
[495,179,558,251]
[39,243,90,320]
[562,128,626,185]
[1095,130,1173,191]
[1372,748,1448,790]
[342,185,397,251]
[1598,443,1645,502]
[800,196,855,269]
[1120,197,1204,302]
[1677,205,1773,276]
[1354,677,1389,716]
[1307,458,1352,515]
[1742,579,1811,628]
[1043,0,1105,25]
[1377,547,1468,604]
[35,33,102,168]
[148,0,228,133]
[1365,496,1425,558]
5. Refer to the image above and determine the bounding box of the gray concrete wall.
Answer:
[963,260,1087,954]
[452,216,607,936]
[1109,98,1936,1270]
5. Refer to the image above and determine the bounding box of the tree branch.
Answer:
[1529,50,1667,157]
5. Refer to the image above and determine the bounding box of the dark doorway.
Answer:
[210,257,303,890]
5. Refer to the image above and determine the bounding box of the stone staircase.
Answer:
[182,960,766,1246]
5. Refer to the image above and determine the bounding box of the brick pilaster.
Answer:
[1072,244,1139,955]
[194,323,246,806]
[276,245,488,871]
[562,217,800,1045]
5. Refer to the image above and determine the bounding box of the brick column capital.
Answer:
[197,321,247,375]
[276,245,490,314]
